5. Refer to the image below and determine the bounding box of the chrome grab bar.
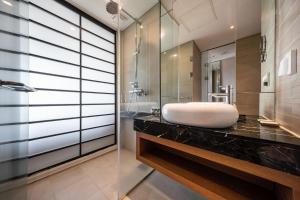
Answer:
[0,80,37,92]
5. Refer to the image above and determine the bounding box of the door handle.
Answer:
[0,80,37,92]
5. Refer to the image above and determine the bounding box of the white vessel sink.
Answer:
[162,102,239,128]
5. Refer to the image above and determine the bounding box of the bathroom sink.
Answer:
[162,102,239,128]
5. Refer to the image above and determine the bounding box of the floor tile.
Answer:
[26,150,118,200]
[127,171,206,200]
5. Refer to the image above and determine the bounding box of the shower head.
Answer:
[106,0,119,15]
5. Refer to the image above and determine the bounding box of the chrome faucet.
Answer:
[226,85,233,105]
[209,85,234,104]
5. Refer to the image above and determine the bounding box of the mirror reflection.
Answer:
[161,0,275,119]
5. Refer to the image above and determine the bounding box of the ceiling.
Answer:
[67,0,261,51]
[66,0,158,30]
[207,43,236,63]
[162,0,261,51]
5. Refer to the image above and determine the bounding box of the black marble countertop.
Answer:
[134,115,300,176]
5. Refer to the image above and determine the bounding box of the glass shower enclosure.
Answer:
[160,2,180,107]
[118,0,160,198]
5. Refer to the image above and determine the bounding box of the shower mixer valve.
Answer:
[130,81,139,89]
[129,81,147,96]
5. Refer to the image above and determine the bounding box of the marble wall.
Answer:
[275,0,300,134]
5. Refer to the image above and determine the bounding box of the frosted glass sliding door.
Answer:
[26,0,81,173]
[25,0,116,174]
[81,15,116,155]
[1,0,116,179]
[0,0,29,196]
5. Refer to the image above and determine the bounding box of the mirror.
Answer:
[202,43,236,104]
[160,0,276,120]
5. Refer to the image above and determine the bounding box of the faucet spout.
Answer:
[226,85,234,105]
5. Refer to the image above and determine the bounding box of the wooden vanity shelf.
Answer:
[136,132,300,200]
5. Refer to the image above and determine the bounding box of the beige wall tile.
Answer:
[236,34,261,115]
[275,0,300,134]
[236,93,260,115]
[193,42,201,101]
[259,92,275,119]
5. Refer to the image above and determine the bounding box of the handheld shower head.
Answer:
[106,0,119,15]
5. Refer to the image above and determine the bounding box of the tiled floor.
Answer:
[1,150,206,200]
[127,171,206,200]
[118,151,152,198]
[28,150,118,200]
[0,150,118,200]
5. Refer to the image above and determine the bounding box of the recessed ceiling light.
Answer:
[2,0,12,6]
[230,25,235,30]
[173,54,178,57]
[140,25,144,29]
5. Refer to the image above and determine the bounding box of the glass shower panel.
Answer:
[0,0,29,199]
[118,0,160,198]
[160,3,180,107]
